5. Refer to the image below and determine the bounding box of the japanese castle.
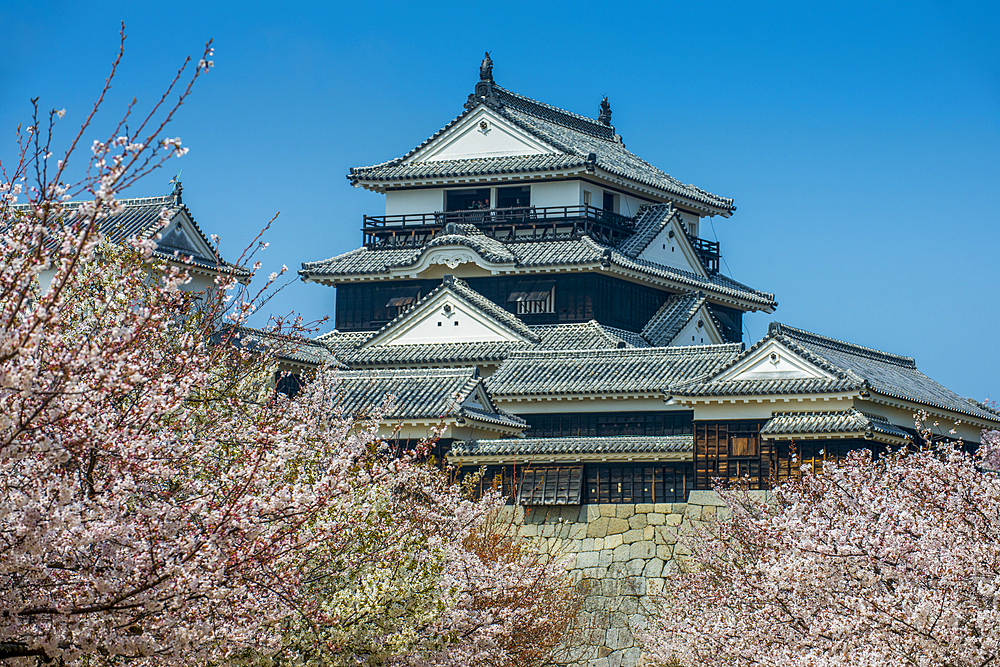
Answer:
[282,53,1000,504]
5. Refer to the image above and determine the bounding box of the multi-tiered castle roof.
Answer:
[295,54,998,499]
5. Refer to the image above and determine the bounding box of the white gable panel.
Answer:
[638,219,705,275]
[717,340,834,382]
[414,109,558,162]
[378,292,527,347]
[669,306,724,347]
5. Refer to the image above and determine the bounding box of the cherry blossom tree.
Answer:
[643,431,1000,667]
[0,29,580,666]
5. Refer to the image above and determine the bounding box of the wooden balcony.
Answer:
[362,205,636,248]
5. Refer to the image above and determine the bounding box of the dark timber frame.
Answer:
[362,205,636,248]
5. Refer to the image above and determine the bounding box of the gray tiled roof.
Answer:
[329,320,653,368]
[349,85,735,214]
[679,322,1000,423]
[347,153,586,182]
[425,226,515,263]
[341,340,521,366]
[450,434,693,457]
[22,191,248,277]
[641,292,707,346]
[533,320,651,349]
[301,233,776,310]
[618,203,676,258]
[326,367,524,428]
[219,326,335,366]
[486,344,742,397]
[760,409,912,441]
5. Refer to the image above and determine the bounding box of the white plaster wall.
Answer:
[639,226,700,272]
[383,297,521,346]
[531,180,583,209]
[677,211,700,238]
[689,397,856,421]
[416,108,554,162]
[613,191,647,218]
[672,316,716,347]
[385,189,444,216]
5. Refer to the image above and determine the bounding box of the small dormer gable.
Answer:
[361,277,537,349]
[639,214,706,276]
[668,303,725,347]
[406,107,560,164]
[715,340,836,383]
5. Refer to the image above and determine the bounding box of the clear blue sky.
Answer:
[2,0,997,404]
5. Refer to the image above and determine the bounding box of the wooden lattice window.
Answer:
[508,281,555,315]
[517,466,583,505]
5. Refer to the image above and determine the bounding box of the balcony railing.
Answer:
[363,205,636,248]
[362,204,721,274]
[688,236,720,274]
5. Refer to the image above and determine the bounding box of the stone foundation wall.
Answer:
[509,491,729,667]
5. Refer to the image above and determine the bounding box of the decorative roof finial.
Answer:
[598,96,612,126]
[480,51,493,82]
[169,172,183,205]
[466,51,500,110]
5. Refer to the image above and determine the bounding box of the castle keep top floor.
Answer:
[348,53,733,240]
[301,55,774,336]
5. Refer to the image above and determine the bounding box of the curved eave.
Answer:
[349,165,734,218]
[447,451,692,465]
[763,430,911,446]
[861,390,1000,431]
[300,260,775,312]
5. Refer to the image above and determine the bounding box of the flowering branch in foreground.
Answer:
[643,428,1000,667]
[0,29,581,666]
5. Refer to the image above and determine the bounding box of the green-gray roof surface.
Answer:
[678,322,1000,424]
[760,409,912,441]
[18,190,248,277]
[326,367,524,428]
[300,230,775,310]
[486,344,742,397]
[449,434,693,457]
[641,292,708,347]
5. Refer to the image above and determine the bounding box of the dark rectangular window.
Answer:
[603,191,615,212]
[523,411,693,438]
[497,185,530,209]
[445,188,491,212]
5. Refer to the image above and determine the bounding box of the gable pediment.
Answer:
[157,211,216,260]
[408,107,560,163]
[637,216,707,277]
[362,287,532,348]
[667,304,724,347]
[715,340,835,382]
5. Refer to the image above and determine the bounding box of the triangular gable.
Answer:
[713,339,837,382]
[636,214,707,277]
[362,280,536,349]
[156,210,217,260]
[666,303,725,347]
[407,107,560,163]
[462,384,493,412]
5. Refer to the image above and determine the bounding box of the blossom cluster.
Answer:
[643,439,1000,667]
[0,34,580,666]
